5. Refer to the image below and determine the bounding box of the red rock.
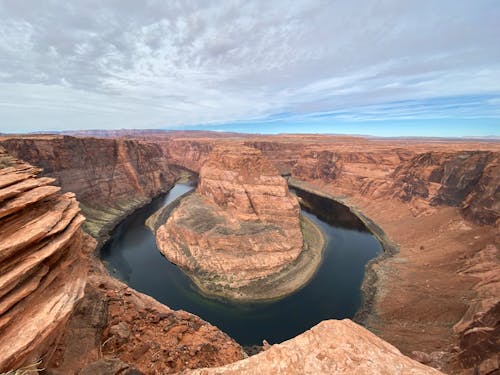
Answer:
[156,145,304,300]
[0,136,176,243]
[0,147,87,372]
[186,320,443,375]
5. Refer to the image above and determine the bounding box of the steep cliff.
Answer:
[154,145,321,301]
[390,151,499,225]
[160,138,214,172]
[292,147,414,199]
[0,147,87,372]
[291,147,499,226]
[0,136,176,244]
[244,140,303,175]
[197,146,302,228]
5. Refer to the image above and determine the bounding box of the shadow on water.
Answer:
[101,182,382,346]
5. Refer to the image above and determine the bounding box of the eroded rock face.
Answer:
[292,147,413,200]
[156,146,304,300]
[197,146,301,229]
[0,136,176,243]
[292,148,500,226]
[186,319,443,375]
[453,244,500,372]
[160,139,214,172]
[292,150,343,182]
[0,148,87,372]
[48,262,246,374]
[391,151,500,225]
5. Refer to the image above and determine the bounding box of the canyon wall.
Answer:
[159,138,214,172]
[291,147,499,226]
[0,147,87,372]
[0,136,176,244]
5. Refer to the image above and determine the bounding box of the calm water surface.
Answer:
[101,183,382,345]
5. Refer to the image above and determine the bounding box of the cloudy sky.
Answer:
[0,0,499,136]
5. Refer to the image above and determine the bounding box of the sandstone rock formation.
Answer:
[161,138,214,172]
[0,147,87,372]
[186,319,443,375]
[155,145,308,300]
[453,243,500,373]
[48,258,246,374]
[290,146,500,226]
[391,151,499,225]
[0,135,176,244]
[0,147,245,374]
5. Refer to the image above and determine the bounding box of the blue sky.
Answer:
[0,1,499,136]
[187,118,499,138]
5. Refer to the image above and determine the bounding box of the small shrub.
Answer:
[0,360,43,375]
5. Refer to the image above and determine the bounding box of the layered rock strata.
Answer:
[0,147,87,372]
[0,147,245,374]
[155,146,310,300]
[0,135,176,244]
[187,319,443,375]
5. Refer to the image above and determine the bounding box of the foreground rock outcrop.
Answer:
[0,147,87,372]
[48,255,246,374]
[155,146,315,301]
[0,135,176,244]
[186,319,443,375]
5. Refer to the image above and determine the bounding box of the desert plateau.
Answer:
[0,131,498,374]
[1,1,499,374]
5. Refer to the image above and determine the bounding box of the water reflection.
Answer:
[291,187,368,232]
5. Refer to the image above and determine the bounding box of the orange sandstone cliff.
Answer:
[0,135,176,244]
[0,147,87,371]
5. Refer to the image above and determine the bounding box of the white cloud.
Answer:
[0,0,499,132]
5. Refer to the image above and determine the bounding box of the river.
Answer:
[101,182,382,345]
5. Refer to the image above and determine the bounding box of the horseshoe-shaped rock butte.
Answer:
[153,145,325,301]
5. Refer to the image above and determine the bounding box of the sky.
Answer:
[0,0,499,136]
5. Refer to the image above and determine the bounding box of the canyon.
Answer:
[0,132,499,374]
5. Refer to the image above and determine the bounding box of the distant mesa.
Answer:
[152,145,324,301]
